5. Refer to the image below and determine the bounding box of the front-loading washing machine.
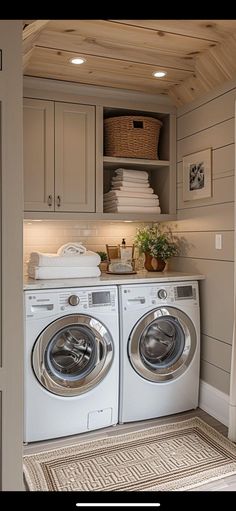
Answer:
[24,286,119,442]
[119,281,200,423]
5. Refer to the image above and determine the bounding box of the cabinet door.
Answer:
[55,102,95,212]
[23,98,54,211]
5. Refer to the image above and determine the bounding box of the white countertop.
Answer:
[24,271,205,290]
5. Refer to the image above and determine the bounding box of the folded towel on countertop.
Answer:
[57,242,87,256]
[28,251,101,268]
[28,265,101,280]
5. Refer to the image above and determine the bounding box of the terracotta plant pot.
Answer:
[144,253,166,272]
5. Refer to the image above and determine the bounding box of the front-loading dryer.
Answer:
[24,286,119,442]
[119,281,200,423]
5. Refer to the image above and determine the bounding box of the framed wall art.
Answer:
[182,148,212,201]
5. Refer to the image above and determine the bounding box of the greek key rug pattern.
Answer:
[23,417,236,491]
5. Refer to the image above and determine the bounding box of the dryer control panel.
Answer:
[121,281,199,310]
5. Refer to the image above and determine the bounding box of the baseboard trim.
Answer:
[199,380,229,426]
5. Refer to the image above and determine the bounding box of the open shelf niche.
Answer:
[102,106,176,219]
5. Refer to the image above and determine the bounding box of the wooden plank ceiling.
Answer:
[23,19,236,106]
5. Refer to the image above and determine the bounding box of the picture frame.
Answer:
[182,148,212,201]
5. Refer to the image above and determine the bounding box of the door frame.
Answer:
[0,21,24,490]
[228,101,236,440]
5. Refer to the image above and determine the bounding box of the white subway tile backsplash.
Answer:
[23,220,148,275]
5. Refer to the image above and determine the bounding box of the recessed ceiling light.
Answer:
[70,57,86,65]
[153,71,166,78]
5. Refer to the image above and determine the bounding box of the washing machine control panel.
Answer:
[60,289,116,311]
[25,287,117,317]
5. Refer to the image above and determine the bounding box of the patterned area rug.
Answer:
[23,417,236,491]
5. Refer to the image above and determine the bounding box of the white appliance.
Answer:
[24,286,119,442]
[119,281,200,423]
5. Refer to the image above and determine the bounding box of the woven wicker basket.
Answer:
[104,115,163,160]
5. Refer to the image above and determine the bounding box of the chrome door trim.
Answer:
[32,314,114,397]
[128,306,197,382]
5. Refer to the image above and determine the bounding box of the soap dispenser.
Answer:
[120,238,127,260]
[120,238,129,263]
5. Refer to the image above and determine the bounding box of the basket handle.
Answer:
[133,120,143,129]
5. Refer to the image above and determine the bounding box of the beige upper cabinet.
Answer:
[23,99,95,212]
[54,102,95,212]
[23,98,54,211]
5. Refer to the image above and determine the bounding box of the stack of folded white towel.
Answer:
[104,168,161,213]
[27,243,101,280]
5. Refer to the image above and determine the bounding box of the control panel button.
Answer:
[158,289,167,299]
[68,295,80,306]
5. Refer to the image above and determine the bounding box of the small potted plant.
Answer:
[133,224,179,272]
[96,251,109,272]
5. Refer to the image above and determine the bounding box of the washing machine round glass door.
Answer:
[128,306,197,382]
[32,314,114,396]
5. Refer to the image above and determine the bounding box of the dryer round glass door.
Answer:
[32,314,114,396]
[128,306,197,382]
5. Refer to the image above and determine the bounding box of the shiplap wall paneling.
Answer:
[167,203,234,233]
[170,84,236,396]
[201,335,232,370]
[177,176,234,210]
[171,258,234,345]
[177,144,235,183]
[177,88,236,139]
[175,231,234,261]
[201,361,231,394]
[177,118,234,163]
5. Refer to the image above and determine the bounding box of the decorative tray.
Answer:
[106,271,137,275]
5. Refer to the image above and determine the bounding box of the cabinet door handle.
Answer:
[57,195,61,207]
[47,195,53,207]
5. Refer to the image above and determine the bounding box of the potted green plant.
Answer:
[133,224,179,272]
[96,251,109,272]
